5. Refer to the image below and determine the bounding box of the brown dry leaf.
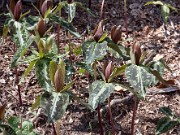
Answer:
[115,86,127,92]
[157,79,175,88]
[0,104,6,120]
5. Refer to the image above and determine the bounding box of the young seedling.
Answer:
[156,107,180,135]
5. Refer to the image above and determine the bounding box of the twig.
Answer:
[100,93,134,114]
[131,96,137,135]
[97,104,104,135]
[100,0,105,19]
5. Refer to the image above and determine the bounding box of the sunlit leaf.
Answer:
[82,40,108,64]
[88,81,115,110]
[41,91,69,122]
[125,64,157,99]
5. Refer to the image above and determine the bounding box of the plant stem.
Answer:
[88,0,91,9]
[97,104,104,135]
[100,0,105,19]
[14,61,22,106]
[94,61,103,135]
[57,0,61,53]
[124,0,128,37]
[52,122,57,135]
[108,97,115,135]
[131,96,137,135]
[93,61,97,80]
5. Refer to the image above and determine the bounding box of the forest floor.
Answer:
[0,0,180,135]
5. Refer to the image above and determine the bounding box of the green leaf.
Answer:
[49,61,58,84]
[61,81,75,92]
[20,10,31,20]
[0,124,16,135]
[67,3,76,22]
[19,60,37,84]
[8,116,20,130]
[44,8,51,19]
[98,32,108,43]
[11,24,34,67]
[155,117,178,135]
[88,81,115,110]
[109,64,128,82]
[31,95,41,111]
[82,40,108,64]
[125,64,157,99]
[159,107,174,118]
[40,91,69,122]
[22,121,33,134]
[148,69,168,85]
[3,25,9,38]
[144,1,163,6]
[161,4,170,24]
[50,15,80,38]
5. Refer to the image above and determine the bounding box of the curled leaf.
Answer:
[14,0,22,21]
[111,25,121,44]
[54,60,65,92]
[105,61,113,82]
[41,0,53,18]
[93,20,104,42]
[9,0,16,14]
[132,43,141,65]
[38,19,47,37]
[45,34,54,51]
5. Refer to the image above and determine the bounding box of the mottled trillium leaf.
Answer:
[41,91,69,122]
[11,22,34,67]
[88,81,115,110]
[159,107,174,118]
[125,64,157,99]
[67,3,76,22]
[50,15,80,37]
[155,117,179,135]
[82,40,108,64]
[35,58,53,92]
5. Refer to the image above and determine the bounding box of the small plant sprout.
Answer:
[144,1,178,25]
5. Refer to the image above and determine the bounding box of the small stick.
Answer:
[52,122,57,135]
[131,96,138,135]
[100,0,105,19]
[97,104,104,135]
